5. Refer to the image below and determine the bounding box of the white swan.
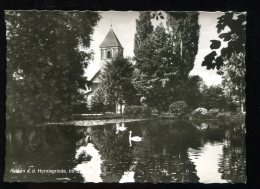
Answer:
[116,123,127,134]
[129,131,142,146]
[129,131,142,141]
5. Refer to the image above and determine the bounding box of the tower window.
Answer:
[107,51,111,58]
[101,49,104,59]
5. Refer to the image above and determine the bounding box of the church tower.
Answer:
[99,27,124,70]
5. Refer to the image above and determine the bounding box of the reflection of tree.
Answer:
[88,124,134,182]
[203,128,226,143]
[218,125,246,183]
[5,120,246,183]
[5,126,81,182]
[130,120,200,183]
[83,121,202,182]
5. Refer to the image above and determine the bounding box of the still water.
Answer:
[4,120,246,183]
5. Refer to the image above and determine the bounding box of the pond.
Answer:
[4,119,246,183]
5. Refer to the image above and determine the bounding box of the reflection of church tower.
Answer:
[99,27,124,70]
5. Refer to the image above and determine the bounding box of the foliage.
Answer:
[166,12,200,79]
[151,11,165,20]
[215,112,233,124]
[215,112,245,126]
[181,75,204,110]
[202,12,246,69]
[133,12,200,112]
[90,86,111,113]
[124,105,152,118]
[124,106,142,117]
[219,53,245,112]
[169,101,188,118]
[201,12,246,112]
[6,11,100,126]
[134,25,177,111]
[99,56,138,110]
[142,106,153,117]
[228,101,238,113]
[200,85,228,110]
[207,108,220,118]
[134,12,154,58]
[192,107,208,118]
[72,103,89,114]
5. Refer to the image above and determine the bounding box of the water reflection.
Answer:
[115,123,127,134]
[74,135,102,183]
[188,142,227,183]
[119,161,137,183]
[4,120,246,183]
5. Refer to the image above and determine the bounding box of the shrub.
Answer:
[124,106,142,117]
[216,112,245,126]
[192,107,208,118]
[207,108,219,118]
[231,112,245,124]
[169,101,188,118]
[72,103,89,114]
[216,112,231,123]
[214,112,243,130]
[142,106,152,117]
[124,105,152,118]
[229,102,237,112]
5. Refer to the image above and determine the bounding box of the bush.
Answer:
[216,112,231,123]
[142,106,152,117]
[192,107,208,118]
[124,106,142,117]
[169,101,188,118]
[124,105,152,118]
[207,108,219,118]
[229,102,238,113]
[72,103,90,114]
[216,112,245,125]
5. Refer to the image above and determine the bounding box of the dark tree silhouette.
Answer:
[133,12,200,111]
[6,11,100,126]
[202,12,246,70]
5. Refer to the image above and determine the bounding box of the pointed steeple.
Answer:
[99,28,123,49]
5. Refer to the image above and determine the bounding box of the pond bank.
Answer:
[40,118,149,127]
[36,112,245,128]
[72,113,126,120]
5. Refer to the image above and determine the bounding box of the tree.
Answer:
[133,12,200,111]
[134,12,154,60]
[200,85,228,110]
[6,11,100,127]
[90,86,108,113]
[219,53,245,112]
[201,12,246,112]
[183,75,204,110]
[134,24,179,111]
[95,56,137,112]
[166,12,200,79]
[202,12,246,70]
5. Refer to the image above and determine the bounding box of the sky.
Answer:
[86,11,225,86]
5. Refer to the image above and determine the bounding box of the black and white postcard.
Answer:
[4,11,246,183]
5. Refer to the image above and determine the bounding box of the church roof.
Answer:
[99,28,124,49]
